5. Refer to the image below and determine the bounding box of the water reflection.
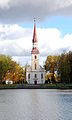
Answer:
[0,89,72,120]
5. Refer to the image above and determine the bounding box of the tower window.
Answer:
[35,55,37,59]
[35,64,36,70]
[35,74,37,78]
[28,74,30,79]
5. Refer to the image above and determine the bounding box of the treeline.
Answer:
[44,51,72,83]
[0,51,72,84]
[0,55,25,84]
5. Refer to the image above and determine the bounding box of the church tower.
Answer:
[31,19,39,71]
[26,19,45,84]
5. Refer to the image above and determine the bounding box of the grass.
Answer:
[0,83,72,89]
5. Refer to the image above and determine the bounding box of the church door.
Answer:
[34,80,37,85]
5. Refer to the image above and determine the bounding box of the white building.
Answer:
[6,79,13,84]
[26,20,45,84]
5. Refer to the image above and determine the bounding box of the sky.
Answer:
[0,0,72,66]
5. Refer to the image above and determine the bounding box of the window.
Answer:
[35,55,37,59]
[35,64,36,70]
[28,74,30,79]
[35,74,37,78]
[41,73,43,79]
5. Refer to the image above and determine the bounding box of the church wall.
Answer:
[26,71,45,84]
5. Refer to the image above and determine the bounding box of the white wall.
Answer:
[26,71,45,84]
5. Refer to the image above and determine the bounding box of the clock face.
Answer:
[35,55,37,59]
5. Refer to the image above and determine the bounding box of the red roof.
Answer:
[31,48,39,54]
[32,20,37,43]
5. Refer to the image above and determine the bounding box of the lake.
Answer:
[0,89,72,120]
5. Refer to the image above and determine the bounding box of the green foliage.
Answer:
[0,55,9,83]
[44,51,72,83]
[58,52,72,83]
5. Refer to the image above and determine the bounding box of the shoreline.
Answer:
[0,84,72,89]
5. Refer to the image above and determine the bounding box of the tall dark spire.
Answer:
[33,19,37,43]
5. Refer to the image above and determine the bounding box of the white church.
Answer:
[26,20,45,84]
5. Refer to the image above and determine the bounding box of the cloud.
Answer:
[0,24,32,40]
[0,0,10,9]
[0,0,72,23]
[0,24,72,56]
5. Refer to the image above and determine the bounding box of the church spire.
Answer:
[33,18,37,43]
[31,19,39,54]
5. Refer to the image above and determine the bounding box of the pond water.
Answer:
[0,89,72,120]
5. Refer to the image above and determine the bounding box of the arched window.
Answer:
[28,74,30,79]
[35,55,37,59]
[35,64,36,70]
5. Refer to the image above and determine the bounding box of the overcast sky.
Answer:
[0,0,72,23]
[0,0,72,65]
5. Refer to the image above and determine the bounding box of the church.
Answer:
[26,20,45,84]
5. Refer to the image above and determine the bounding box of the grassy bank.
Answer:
[43,83,72,89]
[0,83,72,89]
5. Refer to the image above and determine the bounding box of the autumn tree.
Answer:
[0,54,25,84]
[44,51,72,83]
[44,55,58,83]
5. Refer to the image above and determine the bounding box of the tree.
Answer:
[69,51,72,83]
[44,55,58,83]
[0,54,25,84]
[44,56,58,73]
[57,52,71,83]
[0,55,8,83]
[44,51,72,83]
